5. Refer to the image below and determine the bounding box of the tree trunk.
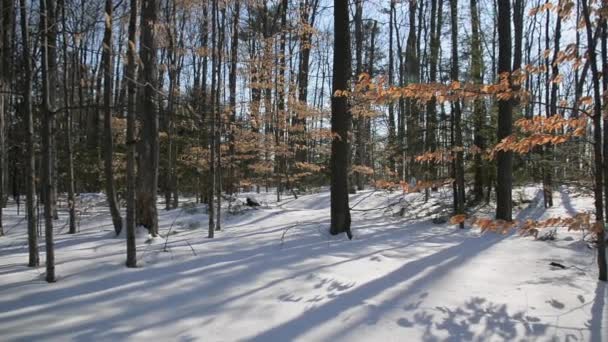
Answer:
[387,0,396,172]
[495,0,513,222]
[215,5,224,231]
[102,0,123,235]
[59,0,76,234]
[405,0,419,181]
[353,0,364,191]
[601,18,608,222]
[295,0,318,164]
[40,0,56,282]
[228,0,240,195]
[582,0,607,282]
[0,0,13,237]
[208,0,217,238]
[330,0,352,239]
[19,0,38,267]
[125,0,137,268]
[470,0,485,202]
[450,0,465,228]
[426,0,442,197]
[136,0,160,236]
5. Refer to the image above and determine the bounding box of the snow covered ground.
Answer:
[0,186,606,341]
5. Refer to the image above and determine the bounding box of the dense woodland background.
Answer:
[0,0,606,282]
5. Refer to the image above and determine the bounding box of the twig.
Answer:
[163,206,188,252]
[185,239,198,256]
[351,198,404,212]
[349,190,380,210]
[280,223,298,248]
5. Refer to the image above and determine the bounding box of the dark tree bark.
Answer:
[601,17,608,222]
[512,0,523,72]
[228,0,240,195]
[102,0,123,235]
[19,0,38,267]
[394,3,405,180]
[495,0,513,222]
[582,0,607,282]
[164,1,176,211]
[353,0,364,191]
[275,0,288,201]
[450,0,465,228]
[470,0,485,202]
[0,0,13,237]
[215,4,224,230]
[136,0,160,236]
[426,0,442,194]
[125,0,137,268]
[163,0,183,211]
[387,0,396,172]
[544,9,561,208]
[59,0,76,234]
[295,0,318,163]
[40,0,57,282]
[404,0,419,181]
[330,0,352,239]
[208,0,217,238]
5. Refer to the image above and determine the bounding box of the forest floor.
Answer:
[0,186,606,341]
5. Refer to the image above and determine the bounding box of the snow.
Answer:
[0,186,606,341]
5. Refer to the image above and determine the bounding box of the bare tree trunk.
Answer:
[426,0,442,198]
[405,0,419,181]
[215,5,224,231]
[353,0,364,191]
[19,0,38,267]
[136,0,160,236]
[582,0,607,282]
[542,5,560,208]
[601,18,608,221]
[387,0,396,172]
[208,0,217,238]
[0,0,13,237]
[102,0,123,235]
[58,0,76,234]
[40,0,56,282]
[470,0,485,202]
[394,4,405,181]
[330,0,352,239]
[450,0,465,228]
[495,0,513,222]
[125,0,137,268]
[228,0,240,195]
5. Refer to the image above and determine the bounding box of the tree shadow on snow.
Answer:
[0,191,553,341]
[396,296,549,342]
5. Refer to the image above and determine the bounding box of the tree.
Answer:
[581,0,607,281]
[387,0,396,172]
[207,0,217,238]
[102,0,123,235]
[125,0,138,268]
[19,0,38,267]
[137,0,160,236]
[353,0,364,191]
[450,0,465,228]
[404,0,420,181]
[330,0,352,239]
[425,0,442,195]
[0,0,14,237]
[228,0,240,195]
[40,0,57,283]
[295,0,319,164]
[470,0,485,202]
[59,0,76,234]
[495,0,513,222]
